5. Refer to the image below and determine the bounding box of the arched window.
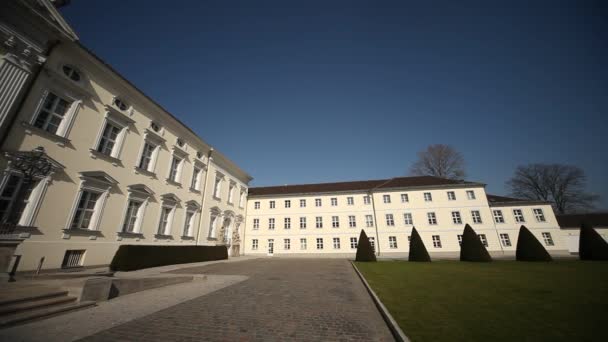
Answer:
[113,97,128,111]
[62,65,81,82]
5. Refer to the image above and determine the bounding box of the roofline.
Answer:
[489,200,553,207]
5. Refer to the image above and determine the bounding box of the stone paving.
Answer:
[81,259,393,341]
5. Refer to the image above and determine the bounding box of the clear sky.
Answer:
[60,0,608,208]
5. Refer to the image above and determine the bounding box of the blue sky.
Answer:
[61,0,608,208]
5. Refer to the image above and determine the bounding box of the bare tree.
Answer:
[409,144,466,180]
[506,163,599,214]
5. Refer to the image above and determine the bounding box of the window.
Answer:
[344,196,353,205]
[183,211,196,237]
[176,138,185,148]
[61,250,85,269]
[401,194,409,203]
[138,142,158,172]
[466,190,476,200]
[427,212,437,225]
[389,236,398,249]
[285,200,291,208]
[150,122,161,133]
[239,189,246,208]
[157,206,174,235]
[452,211,462,224]
[284,217,291,229]
[196,151,203,159]
[284,239,291,250]
[254,201,260,209]
[534,208,546,222]
[363,195,371,205]
[190,167,202,190]
[300,238,307,250]
[348,215,357,228]
[369,237,375,252]
[33,92,74,136]
[213,174,223,199]
[386,214,395,226]
[424,192,432,202]
[478,234,488,247]
[300,217,307,229]
[62,65,81,81]
[316,238,324,250]
[471,210,482,224]
[70,190,100,229]
[333,237,341,249]
[0,175,23,223]
[542,232,554,246]
[122,200,142,233]
[500,233,511,247]
[404,213,413,225]
[113,97,128,111]
[96,122,121,157]
[300,199,306,207]
[432,235,442,248]
[365,215,374,227]
[228,182,235,204]
[269,200,275,209]
[457,234,463,246]
[253,218,259,230]
[350,237,358,249]
[493,210,505,223]
[252,239,258,250]
[332,216,339,228]
[315,198,322,207]
[168,157,183,183]
[447,191,456,200]
[208,211,220,238]
[0,173,48,227]
[268,218,275,230]
[383,195,391,203]
[408,236,411,243]
[316,216,323,228]
[513,209,525,223]
[331,197,338,206]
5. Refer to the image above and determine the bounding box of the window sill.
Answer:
[207,237,217,241]
[63,228,104,236]
[22,121,71,147]
[117,231,144,238]
[134,166,157,178]
[212,195,221,201]
[154,234,173,240]
[189,187,201,194]
[165,178,182,188]
[181,235,195,240]
[89,149,122,166]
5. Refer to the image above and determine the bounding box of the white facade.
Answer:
[244,180,569,258]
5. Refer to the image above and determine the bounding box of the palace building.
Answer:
[0,1,569,272]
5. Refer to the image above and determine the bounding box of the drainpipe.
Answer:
[195,147,214,245]
[369,190,381,257]
[0,41,60,147]
[487,194,505,256]
[241,190,249,256]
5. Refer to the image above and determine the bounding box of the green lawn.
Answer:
[355,261,608,342]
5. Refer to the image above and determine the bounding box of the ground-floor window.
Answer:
[252,239,258,250]
[500,233,511,247]
[350,237,358,249]
[389,236,398,249]
[284,238,290,250]
[316,238,323,250]
[457,234,463,246]
[478,234,488,247]
[61,249,85,268]
[432,235,442,248]
[333,237,341,249]
[300,238,307,250]
[542,232,554,246]
[369,237,375,252]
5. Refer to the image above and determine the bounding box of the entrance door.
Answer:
[268,239,274,256]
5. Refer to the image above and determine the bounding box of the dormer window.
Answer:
[62,65,81,82]
[177,138,185,148]
[150,121,161,133]
[113,97,128,111]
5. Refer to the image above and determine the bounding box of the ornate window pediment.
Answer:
[79,171,118,190]
[127,184,154,197]
[160,192,181,204]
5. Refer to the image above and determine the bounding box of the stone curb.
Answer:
[350,261,410,342]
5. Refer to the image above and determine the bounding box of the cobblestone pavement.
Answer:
[81,259,394,342]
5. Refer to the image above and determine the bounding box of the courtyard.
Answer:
[356,260,608,342]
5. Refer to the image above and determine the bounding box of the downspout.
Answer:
[369,190,381,257]
[241,190,249,256]
[0,41,60,147]
[487,195,505,256]
[195,148,214,245]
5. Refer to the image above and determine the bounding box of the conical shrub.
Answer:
[460,224,492,262]
[579,222,608,260]
[409,227,431,262]
[516,225,552,261]
[356,229,376,262]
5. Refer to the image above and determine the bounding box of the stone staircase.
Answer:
[0,285,95,328]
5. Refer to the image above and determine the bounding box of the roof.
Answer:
[485,194,552,206]
[248,176,481,196]
[556,213,608,229]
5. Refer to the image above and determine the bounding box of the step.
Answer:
[0,295,77,316]
[0,301,96,328]
[0,288,69,307]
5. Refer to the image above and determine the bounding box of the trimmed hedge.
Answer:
[460,224,492,262]
[579,222,608,260]
[516,225,552,261]
[110,245,228,271]
[356,229,377,262]
[408,227,431,262]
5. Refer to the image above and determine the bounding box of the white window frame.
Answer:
[300,238,307,250]
[427,212,437,225]
[253,218,259,230]
[268,218,275,230]
[213,172,225,200]
[119,185,152,234]
[493,210,505,223]
[471,210,482,224]
[316,238,324,250]
[157,205,175,236]
[284,199,291,208]
[457,234,463,246]
[478,234,488,247]
[182,210,196,237]
[135,129,164,174]
[284,217,291,229]
[252,239,258,250]
[365,215,374,227]
[389,236,398,249]
[315,216,323,228]
[29,88,83,139]
[403,213,413,225]
[350,237,358,249]
[239,188,246,208]
[315,198,322,207]
[227,181,236,204]
[348,215,356,228]
[254,201,260,209]
[333,237,340,249]
[500,233,511,247]
[513,209,525,223]
[331,216,339,228]
[401,193,409,203]
[167,155,184,184]
[66,172,115,231]
[386,213,395,226]
[347,196,354,205]
[542,232,554,246]
[432,235,442,248]
[284,238,291,250]
[447,191,456,201]
[383,194,391,204]
[330,197,338,206]
[424,192,432,202]
[466,190,476,200]
[534,208,546,222]
[363,195,371,205]
[300,199,306,208]
[269,200,275,209]
[300,216,307,229]
[91,107,133,161]
[0,170,52,227]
